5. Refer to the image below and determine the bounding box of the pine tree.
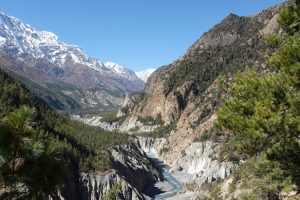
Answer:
[217,0,300,196]
[0,106,66,199]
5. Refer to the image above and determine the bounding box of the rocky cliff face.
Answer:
[171,141,235,184]
[137,136,235,186]
[121,5,280,128]
[79,170,149,200]
[52,140,159,200]
[117,4,281,200]
[120,3,280,159]
[109,141,160,194]
[71,115,119,132]
[137,137,166,157]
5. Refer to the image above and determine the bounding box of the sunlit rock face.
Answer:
[171,141,235,184]
[79,170,149,200]
[137,137,166,157]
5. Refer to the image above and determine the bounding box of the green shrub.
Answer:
[137,115,163,126]
[102,183,122,200]
[140,124,175,138]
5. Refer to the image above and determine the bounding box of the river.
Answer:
[146,153,182,200]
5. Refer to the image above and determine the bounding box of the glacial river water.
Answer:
[147,153,182,200]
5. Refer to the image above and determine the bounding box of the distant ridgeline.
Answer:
[0,12,144,113]
[0,68,130,199]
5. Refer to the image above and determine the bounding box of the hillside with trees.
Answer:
[212,1,300,198]
[0,69,131,199]
[116,1,300,199]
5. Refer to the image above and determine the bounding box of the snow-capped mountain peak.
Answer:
[0,12,108,69]
[104,61,142,82]
[0,12,145,84]
[135,68,156,82]
[0,12,145,108]
[105,61,126,74]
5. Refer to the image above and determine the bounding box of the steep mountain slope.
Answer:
[0,67,162,199]
[121,4,279,126]
[0,12,144,111]
[135,68,156,82]
[116,3,284,199]
[105,61,141,81]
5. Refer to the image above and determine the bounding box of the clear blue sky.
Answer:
[1,0,285,71]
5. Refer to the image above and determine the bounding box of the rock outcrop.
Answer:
[119,1,281,166]
[171,141,235,184]
[71,115,119,132]
[51,140,160,200]
[79,170,149,200]
[137,137,166,157]
[108,141,160,194]
[116,4,281,200]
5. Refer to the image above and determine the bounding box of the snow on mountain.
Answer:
[104,61,139,81]
[0,12,142,82]
[0,12,100,67]
[135,68,156,82]
[0,12,145,110]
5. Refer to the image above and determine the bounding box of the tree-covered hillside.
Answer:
[0,69,131,199]
[215,1,300,198]
[165,10,274,96]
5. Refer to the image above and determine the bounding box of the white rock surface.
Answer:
[172,141,234,185]
[164,191,195,200]
[80,170,149,200]
[119,116,158,133]
[138,136,166,158]
[71,115,119,131]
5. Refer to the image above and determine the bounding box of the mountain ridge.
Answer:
[0,12,136,76]
[117,1,281,191]
[112,3,298,199]
[0,12,145,111]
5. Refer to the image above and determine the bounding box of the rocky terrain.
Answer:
[52,140,162,200]
[137,137,235,199]
[138,137,166,157]
[71,115,120,131]
[79,170,148,200]
[79,141,161,200]
[109,141,160,194]
[113,3,283,199]
[171,141,235,182]
[3,1,297,199]
[66,4,283,198]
